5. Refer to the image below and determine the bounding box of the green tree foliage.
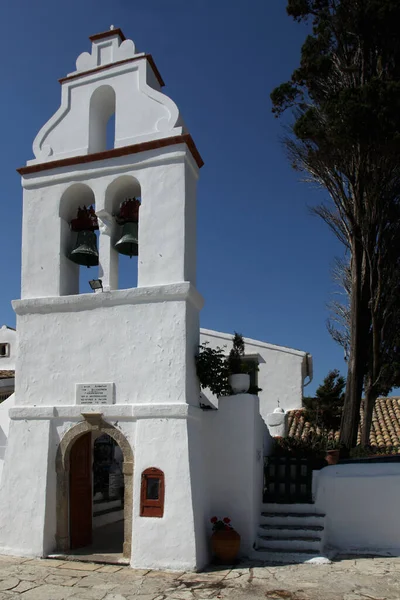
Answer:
[271,0,400,447]
[304,369,345,431]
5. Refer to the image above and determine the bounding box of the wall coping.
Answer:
[13,282,204,315]
[9,403,203,421]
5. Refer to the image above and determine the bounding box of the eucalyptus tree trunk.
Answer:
[362,388,378,446]
[340,237,369,448]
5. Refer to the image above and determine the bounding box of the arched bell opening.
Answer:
[88,85,116,153]
[59,183,100,296]
[105,175,142,290]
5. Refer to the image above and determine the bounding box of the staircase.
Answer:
[251,503,329,564]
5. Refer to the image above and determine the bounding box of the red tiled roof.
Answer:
[288,397,400,449]
[0,371,15,380]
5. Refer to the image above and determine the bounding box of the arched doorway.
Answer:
[55,415,133,560]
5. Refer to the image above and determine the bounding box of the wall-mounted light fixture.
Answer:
[89,279,103,292]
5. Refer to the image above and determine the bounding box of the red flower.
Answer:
[210,517,218,523]
[223,517,231,524]
[224,525,231,531]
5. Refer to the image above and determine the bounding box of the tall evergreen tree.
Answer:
[271,0,400,447]
[304,369,345,431]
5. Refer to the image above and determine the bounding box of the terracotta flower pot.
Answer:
[326,449,340,465]
[211,529,241,564]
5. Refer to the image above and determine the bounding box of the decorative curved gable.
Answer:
[29,28,183,165]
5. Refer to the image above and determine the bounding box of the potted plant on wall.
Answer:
[325,438,341,465]
[210,516,241,564]
[227,333,251,394]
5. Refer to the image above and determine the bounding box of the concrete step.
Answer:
[258,535,321,552]
[260,523,323,534]
[261,512,325,527]
[250,548,330,565]
[261,503,319,514]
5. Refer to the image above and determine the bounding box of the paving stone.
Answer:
[59,562,101,572]
[0,556,30,564]
[167,591,194,600]
[25,559,67,568]
[224,569,249,579]
[95,566,123,574]
[70,587,109,599]
[0,555,398,600]
[0,578,20,591]
[45,574,82,586]
[146,570,184,579]
[178,573,224,583]
[18,583,77,599]
[10,580,39,593]
[251,567,275,579]
[74,577,116,589]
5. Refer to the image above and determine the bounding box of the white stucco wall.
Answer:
[14,285,201,408]
[0,326,16,371]
[314,463,400,556]
[205,394,265,556]
[200,329,312,422]
[0,394,15,484]
[132,408,208,570]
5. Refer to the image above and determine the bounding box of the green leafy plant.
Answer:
[303,370,345,432]
[195,343,229,398]
[226,332,248,375]
[273,433,343,459]
[325,438,342,451]
[273,434,327,460]
[196,333,262,396]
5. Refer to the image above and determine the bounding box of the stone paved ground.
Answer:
[0,555,399,600]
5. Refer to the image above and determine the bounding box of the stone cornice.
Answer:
[17,133,203,175]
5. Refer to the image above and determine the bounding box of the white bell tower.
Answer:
[0,28,208,570]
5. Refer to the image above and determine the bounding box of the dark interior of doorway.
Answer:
[69,432,125,563]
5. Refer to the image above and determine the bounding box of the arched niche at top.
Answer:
[88,85,116,154]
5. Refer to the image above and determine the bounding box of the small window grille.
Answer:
[140,468,165,518]
[0,344,9,358]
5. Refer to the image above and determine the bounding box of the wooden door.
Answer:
[70,433,92,549]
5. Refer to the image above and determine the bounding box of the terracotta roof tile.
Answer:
[288,397,400,449]
[0,370,15,380]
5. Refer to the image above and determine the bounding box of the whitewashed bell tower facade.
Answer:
[0,28,209,570]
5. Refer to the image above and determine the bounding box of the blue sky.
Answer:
[0,0,347,394]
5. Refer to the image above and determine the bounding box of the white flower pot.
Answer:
[228,373,250,394]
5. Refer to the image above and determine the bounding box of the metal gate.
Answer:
[263,456,320,504]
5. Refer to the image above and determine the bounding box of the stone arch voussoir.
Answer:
[55,414,133,558]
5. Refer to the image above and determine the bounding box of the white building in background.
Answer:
[0,326,16,401]
[200,329,311,419]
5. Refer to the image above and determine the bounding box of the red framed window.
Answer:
[140,468,165,517]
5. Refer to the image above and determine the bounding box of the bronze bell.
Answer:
[69,230,99,267]
[115,222,138,257]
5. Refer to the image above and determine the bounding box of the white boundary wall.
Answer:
[0,327,16,371]
[315,463,400,556]
[204,394,265,556]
